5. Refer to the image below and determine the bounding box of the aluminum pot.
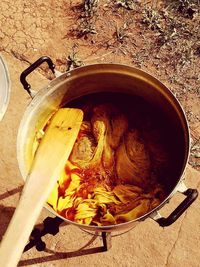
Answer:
[17,56,198,232]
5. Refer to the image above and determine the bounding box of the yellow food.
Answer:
[47,103,168,226]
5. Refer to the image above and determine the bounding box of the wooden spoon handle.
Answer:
[0,183,53,267]
[0,108,83,267]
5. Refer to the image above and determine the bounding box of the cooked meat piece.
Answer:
[70,136,95,163]
[70,121,95,165]
[79,121,93,135]
[116,129,151,186]
[109,114,128,149]
[70,120,106,169]
[91,103,128,149]
[91,103,128,173]
[102,142,114,169]
[90,120,106,167]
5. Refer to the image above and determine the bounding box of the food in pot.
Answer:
[44,101,168,226]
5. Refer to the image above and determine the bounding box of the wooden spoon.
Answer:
[0,108,83,267]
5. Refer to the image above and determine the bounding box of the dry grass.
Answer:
[67,44,84,71]
[66,0,200,169]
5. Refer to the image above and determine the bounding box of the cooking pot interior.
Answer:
[57,67,189,195]
[65,91,186,194]
[18,65,189,230]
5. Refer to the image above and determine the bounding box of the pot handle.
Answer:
[20,56,56,98]
[150,182,198,227]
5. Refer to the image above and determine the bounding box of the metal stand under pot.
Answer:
[24,216,113,253]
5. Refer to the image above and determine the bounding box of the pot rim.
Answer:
[0,54,11,121]
[17,63,190,230]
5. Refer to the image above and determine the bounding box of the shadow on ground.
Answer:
[0,186,109,265]
[0,185,24,241]
[19,234,108,266]
[0,205,16,241]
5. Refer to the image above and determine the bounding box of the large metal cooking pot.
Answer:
[17,56,198,232]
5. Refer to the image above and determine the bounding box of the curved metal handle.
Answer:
[20,56,55,98]
[151,184,198,227]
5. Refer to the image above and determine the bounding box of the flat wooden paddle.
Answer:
[0,108,83,267]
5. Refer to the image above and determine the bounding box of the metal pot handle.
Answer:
[20,56,56,98]
[150,181,198,227]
